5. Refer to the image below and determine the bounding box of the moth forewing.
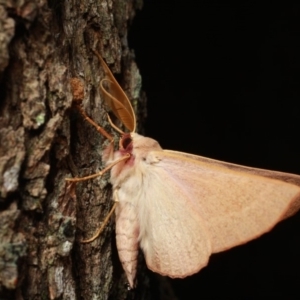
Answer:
[152,149,300,253]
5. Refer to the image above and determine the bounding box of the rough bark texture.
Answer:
[0,0,154,299]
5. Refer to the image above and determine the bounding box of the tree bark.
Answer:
[0,0,154,299]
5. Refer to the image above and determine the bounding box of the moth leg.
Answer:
[70,77,113,141]
[81,200,118,243]
[65,155,129,239]
[75,104,113,142]
[65,154,130,182]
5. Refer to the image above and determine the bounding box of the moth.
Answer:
[67,50,300,289]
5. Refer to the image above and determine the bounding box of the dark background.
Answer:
[129,1,300,299]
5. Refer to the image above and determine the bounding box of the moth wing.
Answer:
[139,150,300,277]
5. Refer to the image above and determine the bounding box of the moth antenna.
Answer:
[65,154,130,182]
[81,201,118,243]
[75,104,113,142]
[91,48,136,133]
[106,113,125,134]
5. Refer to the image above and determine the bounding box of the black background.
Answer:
[129,1,300,299]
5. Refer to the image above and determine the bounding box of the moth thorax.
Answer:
[131,133,162,151]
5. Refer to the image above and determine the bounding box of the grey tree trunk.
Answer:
[0,0,155,299]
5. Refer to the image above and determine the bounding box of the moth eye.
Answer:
[122,136,132,150]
